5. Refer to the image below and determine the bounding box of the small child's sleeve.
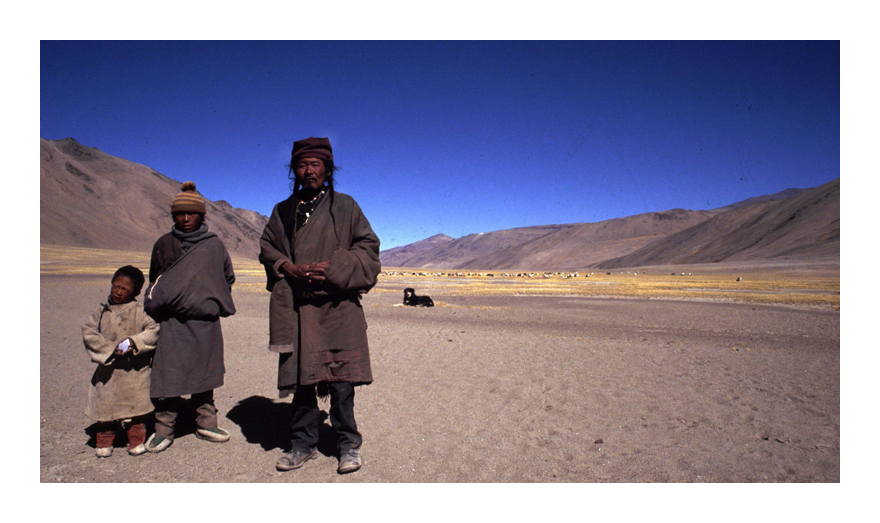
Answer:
[82,306,116,365]
[129,309,159,355]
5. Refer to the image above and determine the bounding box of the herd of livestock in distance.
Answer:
[380,270,696,278]
[381,270,593,279]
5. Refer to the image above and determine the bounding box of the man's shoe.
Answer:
[145,433,172,453]
[128,443,147,456]
[196,427,231,443]
[95,446,112,458]
[337,448,362,474]
[276,449,319,471]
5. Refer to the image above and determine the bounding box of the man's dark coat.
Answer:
[259,191,380,391]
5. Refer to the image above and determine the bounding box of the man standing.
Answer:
[259,137,380,474]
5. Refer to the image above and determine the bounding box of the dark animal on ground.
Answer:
[403,288,434,307]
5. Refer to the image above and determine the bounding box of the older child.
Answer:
[82,265,159,457]
[144,181,236,453]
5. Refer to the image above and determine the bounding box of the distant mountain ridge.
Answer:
[398,225,578,269]
[379,233,455,267]
[712,187,810,213]
[381,180,839,270]
[40,138,268,259]
[40,138,838,271]
[597,178,839,268]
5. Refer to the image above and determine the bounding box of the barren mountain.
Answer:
[712,187,810,213]
[42,138,838,271]
[462,209,721,271]
[597,178,839,269]
[380,233,455,267]
[397,224,579,269]
[382,210,720,271]
[40,138,268,259]
[382,179,839,271]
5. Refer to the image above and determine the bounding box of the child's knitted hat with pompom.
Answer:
[171,181,206,214]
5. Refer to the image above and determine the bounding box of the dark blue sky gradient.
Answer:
[40,41,839,249]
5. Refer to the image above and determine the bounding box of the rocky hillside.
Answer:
[463,209,721,270]
[380,210,719,271]
[41,137,838,271]
[596,178,839,268]
[393,225,578,269]
[382,179,839,271]
[380,233,455,267]
[40,138,268,259]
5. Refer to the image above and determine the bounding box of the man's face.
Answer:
[173,212,204,233]
[294,157,326,191]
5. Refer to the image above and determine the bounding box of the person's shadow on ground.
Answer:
[226,395,339,457]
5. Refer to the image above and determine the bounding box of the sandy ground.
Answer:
[39,273,839,484]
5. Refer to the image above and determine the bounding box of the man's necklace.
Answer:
[298,188,325,206]
[294,188,325,237]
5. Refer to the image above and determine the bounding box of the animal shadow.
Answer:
[225,395,339,457]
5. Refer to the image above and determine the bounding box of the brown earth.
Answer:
[40,266,839,484]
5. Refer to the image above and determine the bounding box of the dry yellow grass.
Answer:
[41,246,839,309]
[40,245,153,276]
[377,268,840,309]
[40,244,265,277]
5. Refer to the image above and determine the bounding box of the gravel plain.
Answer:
[40,271,840,485]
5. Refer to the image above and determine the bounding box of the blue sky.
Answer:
[40,40,839,250]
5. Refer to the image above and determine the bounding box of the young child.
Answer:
[82,265,159,457]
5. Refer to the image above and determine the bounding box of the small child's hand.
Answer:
[114,338,132,356]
